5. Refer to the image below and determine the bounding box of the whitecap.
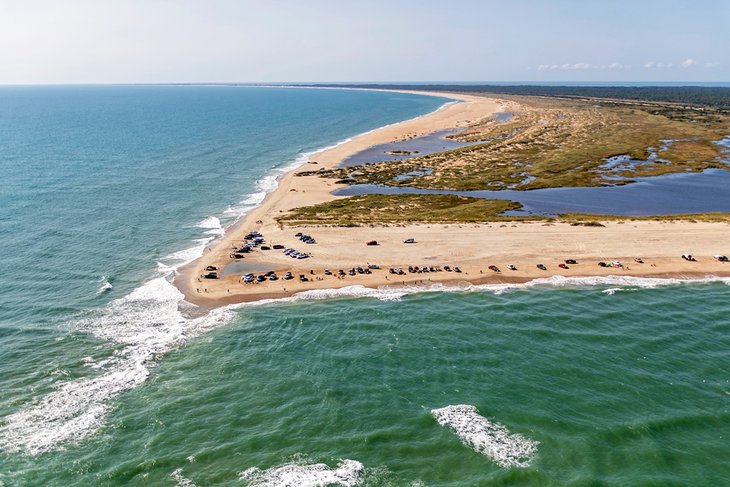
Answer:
[170,468,198,487]
[96,276,113,294]
[239,459,364,487]
[432,404,538,468]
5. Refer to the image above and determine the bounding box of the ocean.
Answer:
[1,86,729,486]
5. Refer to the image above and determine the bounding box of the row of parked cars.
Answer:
[283,248,310,259]
[295,232,317,244]
[328,264,380,276]
[242,271,310,283]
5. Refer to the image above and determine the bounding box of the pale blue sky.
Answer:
[0,0,727,84]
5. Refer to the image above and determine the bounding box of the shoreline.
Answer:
[185,272,730,309]
[173,88,506,306]
[173,88,730,309]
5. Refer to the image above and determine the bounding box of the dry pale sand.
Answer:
[174,91,730,308]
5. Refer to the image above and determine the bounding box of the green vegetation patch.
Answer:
[277,194,526,225]
[302,96,730,192]
[278,194,730,226]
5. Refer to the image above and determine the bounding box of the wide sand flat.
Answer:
[174,91,730,308]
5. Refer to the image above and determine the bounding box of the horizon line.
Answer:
[1,80,729,88]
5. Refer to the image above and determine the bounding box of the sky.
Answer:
[0,0,728,84]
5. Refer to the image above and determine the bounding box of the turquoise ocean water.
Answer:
[1,86,729,486]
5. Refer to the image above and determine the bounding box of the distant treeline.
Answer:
[306,84,730,109]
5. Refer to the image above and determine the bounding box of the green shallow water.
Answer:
[3,283,730,486]
[1,86,729,486]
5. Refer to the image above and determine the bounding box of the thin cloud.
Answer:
[537,62,591,71]
[644,61,673,69]
[681,58,697,68]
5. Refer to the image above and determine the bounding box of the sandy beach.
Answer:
[174,91,730,308]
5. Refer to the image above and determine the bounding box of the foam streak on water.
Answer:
[432,405,538,468]
[239,459,364,487]
[0,277,234,455]
[0,100,446,456]
[233,275,730,309]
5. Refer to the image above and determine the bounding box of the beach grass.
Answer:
[278,194,730,226]
[277,194,526,225]
[305,95,730,191]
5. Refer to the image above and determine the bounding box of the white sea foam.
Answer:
[96,276,113,294]
[0,277,234,455]
[157,238,214,274]
[510,274,730,291]
[0,98,462,457]
[197,216,224,235]
[602,287,623,295]
[221,137,349,224]
[239,459,364,487]
[234,275,730,309]
[224,191,268,216]
[170,468,198,487]
[282,285,408,303]
[432,405,538,468]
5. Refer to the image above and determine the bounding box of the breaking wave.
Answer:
[239,459,364,487]
[235,275,730,309]
[170,468,198,487]
[197,216,224,236]
[0,277,234,455]
[0,93,465,458]
[96,276,113,294]
[432,404,538,468]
